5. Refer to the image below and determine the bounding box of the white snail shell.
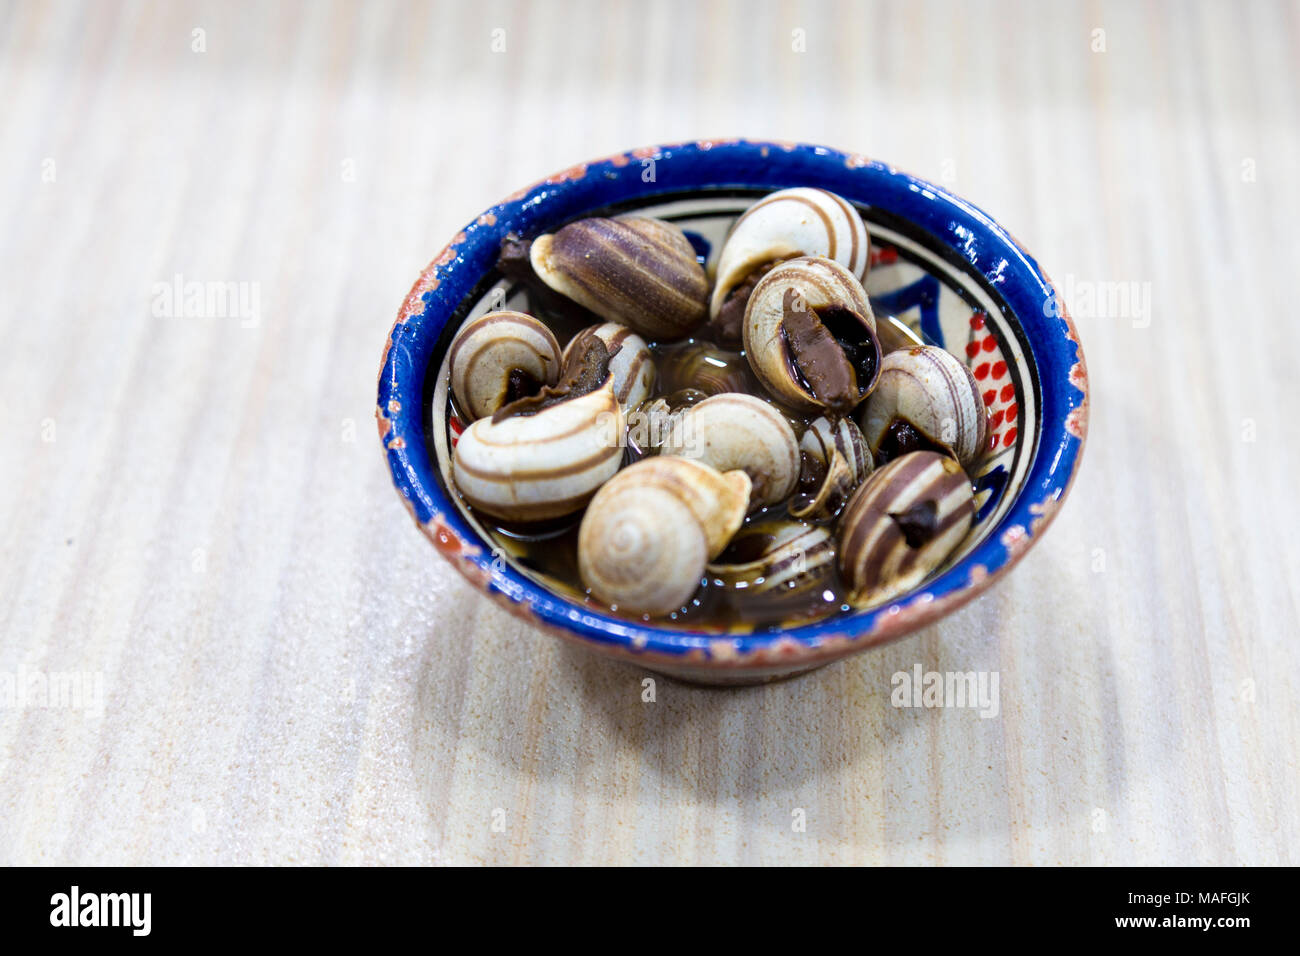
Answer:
[604,456,751,560]
[838,451,975,608]
[710,187,870,319]
[578,457,751,615]
[451,377,624,522]
[660,393,800,507]
[530,217,708,340]
[789,415,874,520]
[448,310,562,422]
[743,256,881,415]
[860,345,989,468]
[562,322,654,412]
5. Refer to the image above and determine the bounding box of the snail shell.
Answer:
[789,415,874,520]
[860,345,989,468]
[707,521,836,602]
[562,322,654,411]
[626,395,678,457]
[448,310,562,422]
[530,217,708,340]
[743,256,882,415]
[628,388,716,457]
[660,393,800,507]
[838,451,975,608]
[710,187,870,319]
[656,340,757,398]
[451,376,623,522]
[578,457,752,615]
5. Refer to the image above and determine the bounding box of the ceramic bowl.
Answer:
[377,140,1088,685]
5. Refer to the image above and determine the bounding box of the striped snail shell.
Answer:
[562,322,654,412]
[710,187,870,320]
[860,345,989,468]
[660,392,800,507]
[743,256,882,415]
[451,340,624,522]
[706,521,837,609]
[578,457,752,615]
[530,217,708,340]
[789,416,874,520]
[448,311,562,422]
[838,451,975,608]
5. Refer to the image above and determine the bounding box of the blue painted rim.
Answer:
[377,141,1087,661]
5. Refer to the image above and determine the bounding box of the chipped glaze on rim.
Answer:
[376,140,1088,676]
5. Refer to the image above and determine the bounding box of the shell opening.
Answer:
[504,368,544,405]
[710,258,786,347]
[874,418,949,467]
[789,447,853,520]
[889,499,940,548]
[780,294,881,414]
[796,450,827,499]
[492,335,619,422]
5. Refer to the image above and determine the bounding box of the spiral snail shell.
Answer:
[562,322,654,412]
[448,311,562,422]
[578,457,752,615]
[529,216,709,340]
[710,187,870,321]
[743,256,882,415]
[838,451,975,608]
[451,338,624,522]
[789,415,874,520]
[860,345,989,468]
[706,521,837,611]
[660,392,800,507]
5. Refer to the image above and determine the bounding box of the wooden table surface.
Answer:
[1,0,1296,866]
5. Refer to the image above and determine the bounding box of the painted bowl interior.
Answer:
[378,142,1086,667]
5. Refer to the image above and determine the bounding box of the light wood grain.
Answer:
[0,0,1296,865]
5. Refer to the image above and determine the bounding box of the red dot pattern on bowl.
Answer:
[964,310,1018,454]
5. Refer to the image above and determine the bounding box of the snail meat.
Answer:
[563,322,654,412]
[743,256,882,415]
[451,336,625,522]
[448,310,562,422]
[705,259,781,348]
